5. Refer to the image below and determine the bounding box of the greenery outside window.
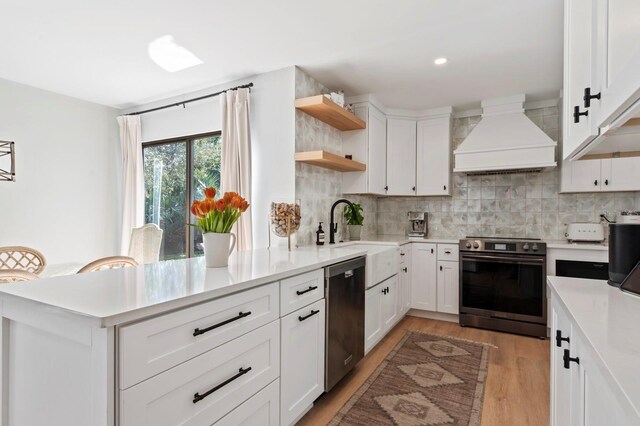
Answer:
[143,132,221,260]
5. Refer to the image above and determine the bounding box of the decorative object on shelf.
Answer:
[0,141,15,182]
[190,187,249,268]
[295,96,366,131]
[344,203,364,241]
[269,201,301,251]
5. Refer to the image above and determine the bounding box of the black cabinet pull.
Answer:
[296,286,318,296]
[574,105,589,123]
[556,330,570,347]
[583,87,601,108]
[430,248,434,254]
[605,179,609,186]
[444,185,447,191]
[402,267,408,272]
[563,349,579,369]
[384,185,389,191]
[193,311,252,336]
[400,252,405,256]
[193,366,252,404]
[412,186,416,191]
[299,309,320,322]
[440,265,443,271]
[445,250,451,254]
[594,179,598,186]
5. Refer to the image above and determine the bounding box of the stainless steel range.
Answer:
[459,237,547,338]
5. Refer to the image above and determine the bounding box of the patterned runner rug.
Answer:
[329,331,493,425]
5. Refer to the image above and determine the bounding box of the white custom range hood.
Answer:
[454,95,557,174]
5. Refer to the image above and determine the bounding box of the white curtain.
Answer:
[117,115,144,255]
[221,88,253,251]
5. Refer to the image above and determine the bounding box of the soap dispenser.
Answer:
[316,222,325,246]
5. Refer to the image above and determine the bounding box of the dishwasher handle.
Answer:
[325,256,366,278]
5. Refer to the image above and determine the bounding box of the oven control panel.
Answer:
[460,239,546,254]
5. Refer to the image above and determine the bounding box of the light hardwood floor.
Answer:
[299,316,550,426]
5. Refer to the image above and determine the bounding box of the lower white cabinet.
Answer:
[280,299,325,426]
[411,243,460,315]
[551,298,636,426]
[216,379,280,426]
[365,275,399,354]
[380,276,398,331]
[411,243,438,310]
[436,261,459,314]
[365,283,383,354]
[120,321,280,426]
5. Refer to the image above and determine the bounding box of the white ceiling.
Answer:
[0,0,563,110]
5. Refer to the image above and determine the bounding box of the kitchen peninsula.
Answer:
[0,245,370,426]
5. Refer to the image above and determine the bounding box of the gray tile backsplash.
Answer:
[294,69,640,244]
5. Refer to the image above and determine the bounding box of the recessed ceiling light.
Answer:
[148,35,203,73]
[434,57,448,65]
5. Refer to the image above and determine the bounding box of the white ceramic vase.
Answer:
[202,232,236,268]
[348,224,363,241]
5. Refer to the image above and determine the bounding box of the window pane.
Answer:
[143,142,187,260]
[190,135,222,256]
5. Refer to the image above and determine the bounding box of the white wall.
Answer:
[0,78,120,264]
[124,66,296,249]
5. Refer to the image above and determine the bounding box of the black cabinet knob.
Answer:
[384,185,389,191]
[563,349,580,369]
[594,179,598,186]
[431,248,434,254]
[605,179,609,186]
[583,87,601,108]
[412,186,416,191]
[443,185,447,191]
[556,330,570,347]
[439,265,443,271]
[402,267,408,272]
[574,105,589,123]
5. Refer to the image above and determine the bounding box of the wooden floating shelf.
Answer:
[295,151,366,172]
[295,95,366,131]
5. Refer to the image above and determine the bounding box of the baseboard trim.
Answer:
[407,309,459,323]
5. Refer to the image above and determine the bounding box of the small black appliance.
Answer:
[608,223,640,286]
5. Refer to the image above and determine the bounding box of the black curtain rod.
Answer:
[123,82,254,116]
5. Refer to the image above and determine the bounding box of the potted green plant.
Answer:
[344,203,364,241]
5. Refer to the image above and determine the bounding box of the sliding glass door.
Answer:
[143,133,221,260]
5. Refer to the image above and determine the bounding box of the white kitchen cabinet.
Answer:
[550,298,637,426]
[398,246,412,316]
[380,276,398,331]
[215,379,280,426]
[364,283,383,354]
[411,244,438,311]
[386,118,417,195]
[280,299,325,426]
[550,300,575,426]
[436,261,459,315]
[562,0,598,160]
[561,157,640,192]
[343,103,387,195]
[592,0,640,129]
[416,115,452,196]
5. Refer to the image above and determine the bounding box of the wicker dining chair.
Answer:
[77,256,139,274]
[0,246,47,274]
[0,269,41,283]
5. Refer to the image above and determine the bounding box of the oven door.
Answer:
[460,253,546,324]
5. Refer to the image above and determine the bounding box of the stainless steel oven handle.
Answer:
[462,254,545,264]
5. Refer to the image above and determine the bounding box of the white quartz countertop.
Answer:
[547,276,640,417]
[347,235,459,245]
[546,240,608,251]
[0,246,370,327]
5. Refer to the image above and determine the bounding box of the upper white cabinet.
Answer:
[560,157,640,192]
[417,114,452,196]
[562,0,598,160]
[593,0,640,129]
[343,103,387,195]
[343,99,452,196]
[563,0,640,159]
[386,118,417,195]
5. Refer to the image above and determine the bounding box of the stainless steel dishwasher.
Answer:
[324,256,366,391]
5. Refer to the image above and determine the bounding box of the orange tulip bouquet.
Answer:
[191,187,249,267]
